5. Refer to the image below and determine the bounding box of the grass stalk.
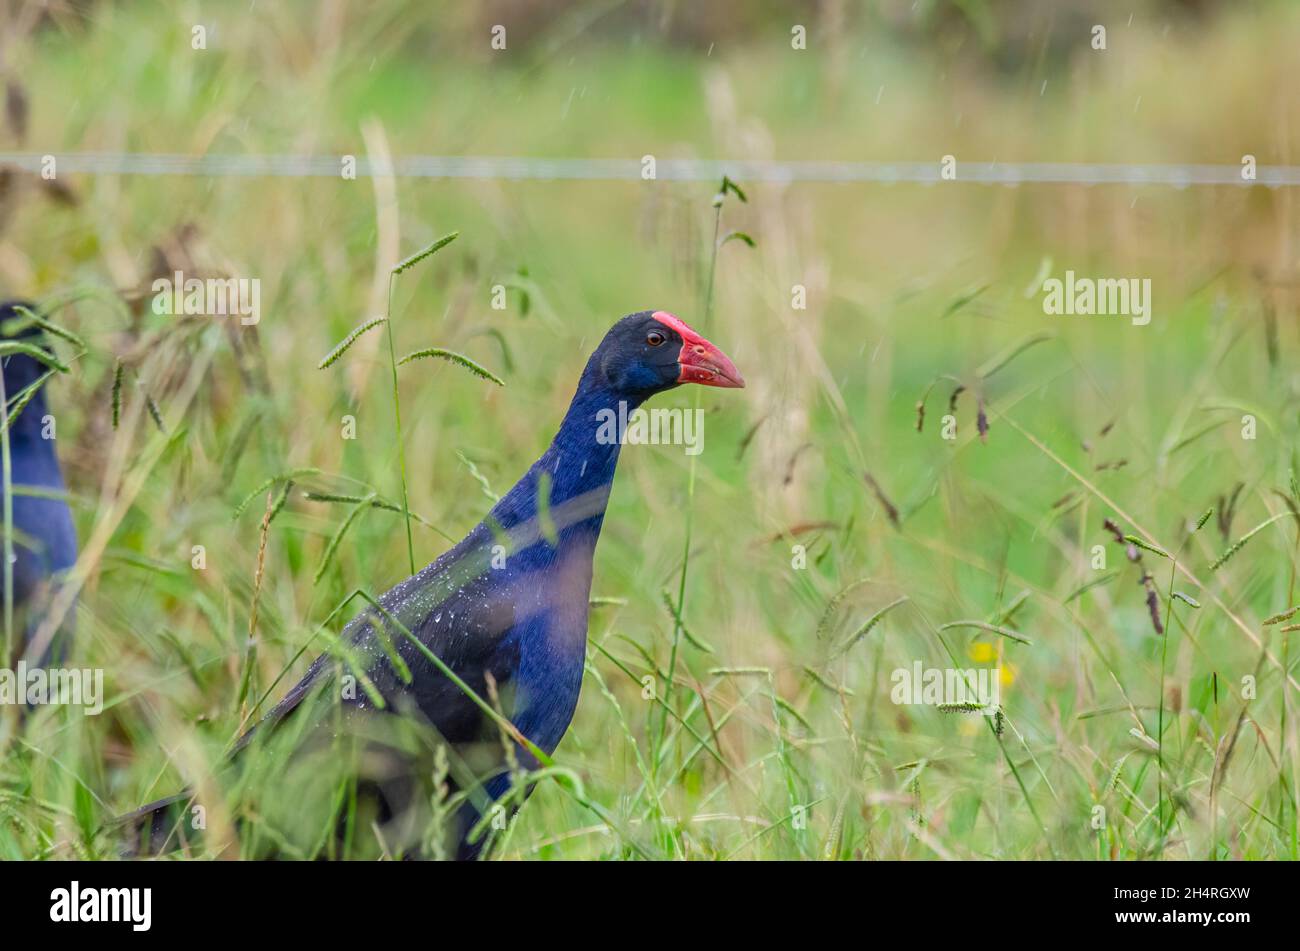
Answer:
[655,192,722,771]
[0,370,11,663]
[385,275,416,575]
[1156,557,1176,851]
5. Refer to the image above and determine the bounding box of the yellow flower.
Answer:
[968,641,997,663]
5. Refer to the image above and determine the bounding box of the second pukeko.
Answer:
[127,310,743,859]
[1,300,78,668]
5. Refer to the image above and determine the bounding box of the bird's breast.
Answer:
[506,536,597,753]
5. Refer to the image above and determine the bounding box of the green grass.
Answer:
[1,1,1299,860]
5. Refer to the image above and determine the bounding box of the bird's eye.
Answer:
[646,331,665,346]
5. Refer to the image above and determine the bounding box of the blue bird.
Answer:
[1,301,78,668]
[127,310,744,859]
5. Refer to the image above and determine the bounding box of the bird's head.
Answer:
[591,310,744,398]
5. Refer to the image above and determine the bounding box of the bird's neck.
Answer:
[484,372,643,553]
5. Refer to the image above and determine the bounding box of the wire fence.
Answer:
[1,153,1295,186]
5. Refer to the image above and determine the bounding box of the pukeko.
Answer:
[1,300,78,668]
[127,310,743,859]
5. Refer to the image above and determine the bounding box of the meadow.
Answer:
[1,1,1299,859]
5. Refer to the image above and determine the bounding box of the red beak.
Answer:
[652,311,745,389]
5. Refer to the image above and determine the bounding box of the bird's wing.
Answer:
[239,525,522,752]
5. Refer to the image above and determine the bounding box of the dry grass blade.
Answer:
[863,472,901,528]
[976,331,1055,380]
[144,392,166,432]
[937,620,1033,646]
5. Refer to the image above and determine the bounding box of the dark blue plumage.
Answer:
[1,301,78,667]
[129,309,743,859]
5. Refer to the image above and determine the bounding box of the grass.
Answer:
[1,1,1299,860]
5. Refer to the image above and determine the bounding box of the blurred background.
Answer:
[1,0,1299,859]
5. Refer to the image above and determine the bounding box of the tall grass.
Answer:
[1,2,1299,860]
[657,177,748,774]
